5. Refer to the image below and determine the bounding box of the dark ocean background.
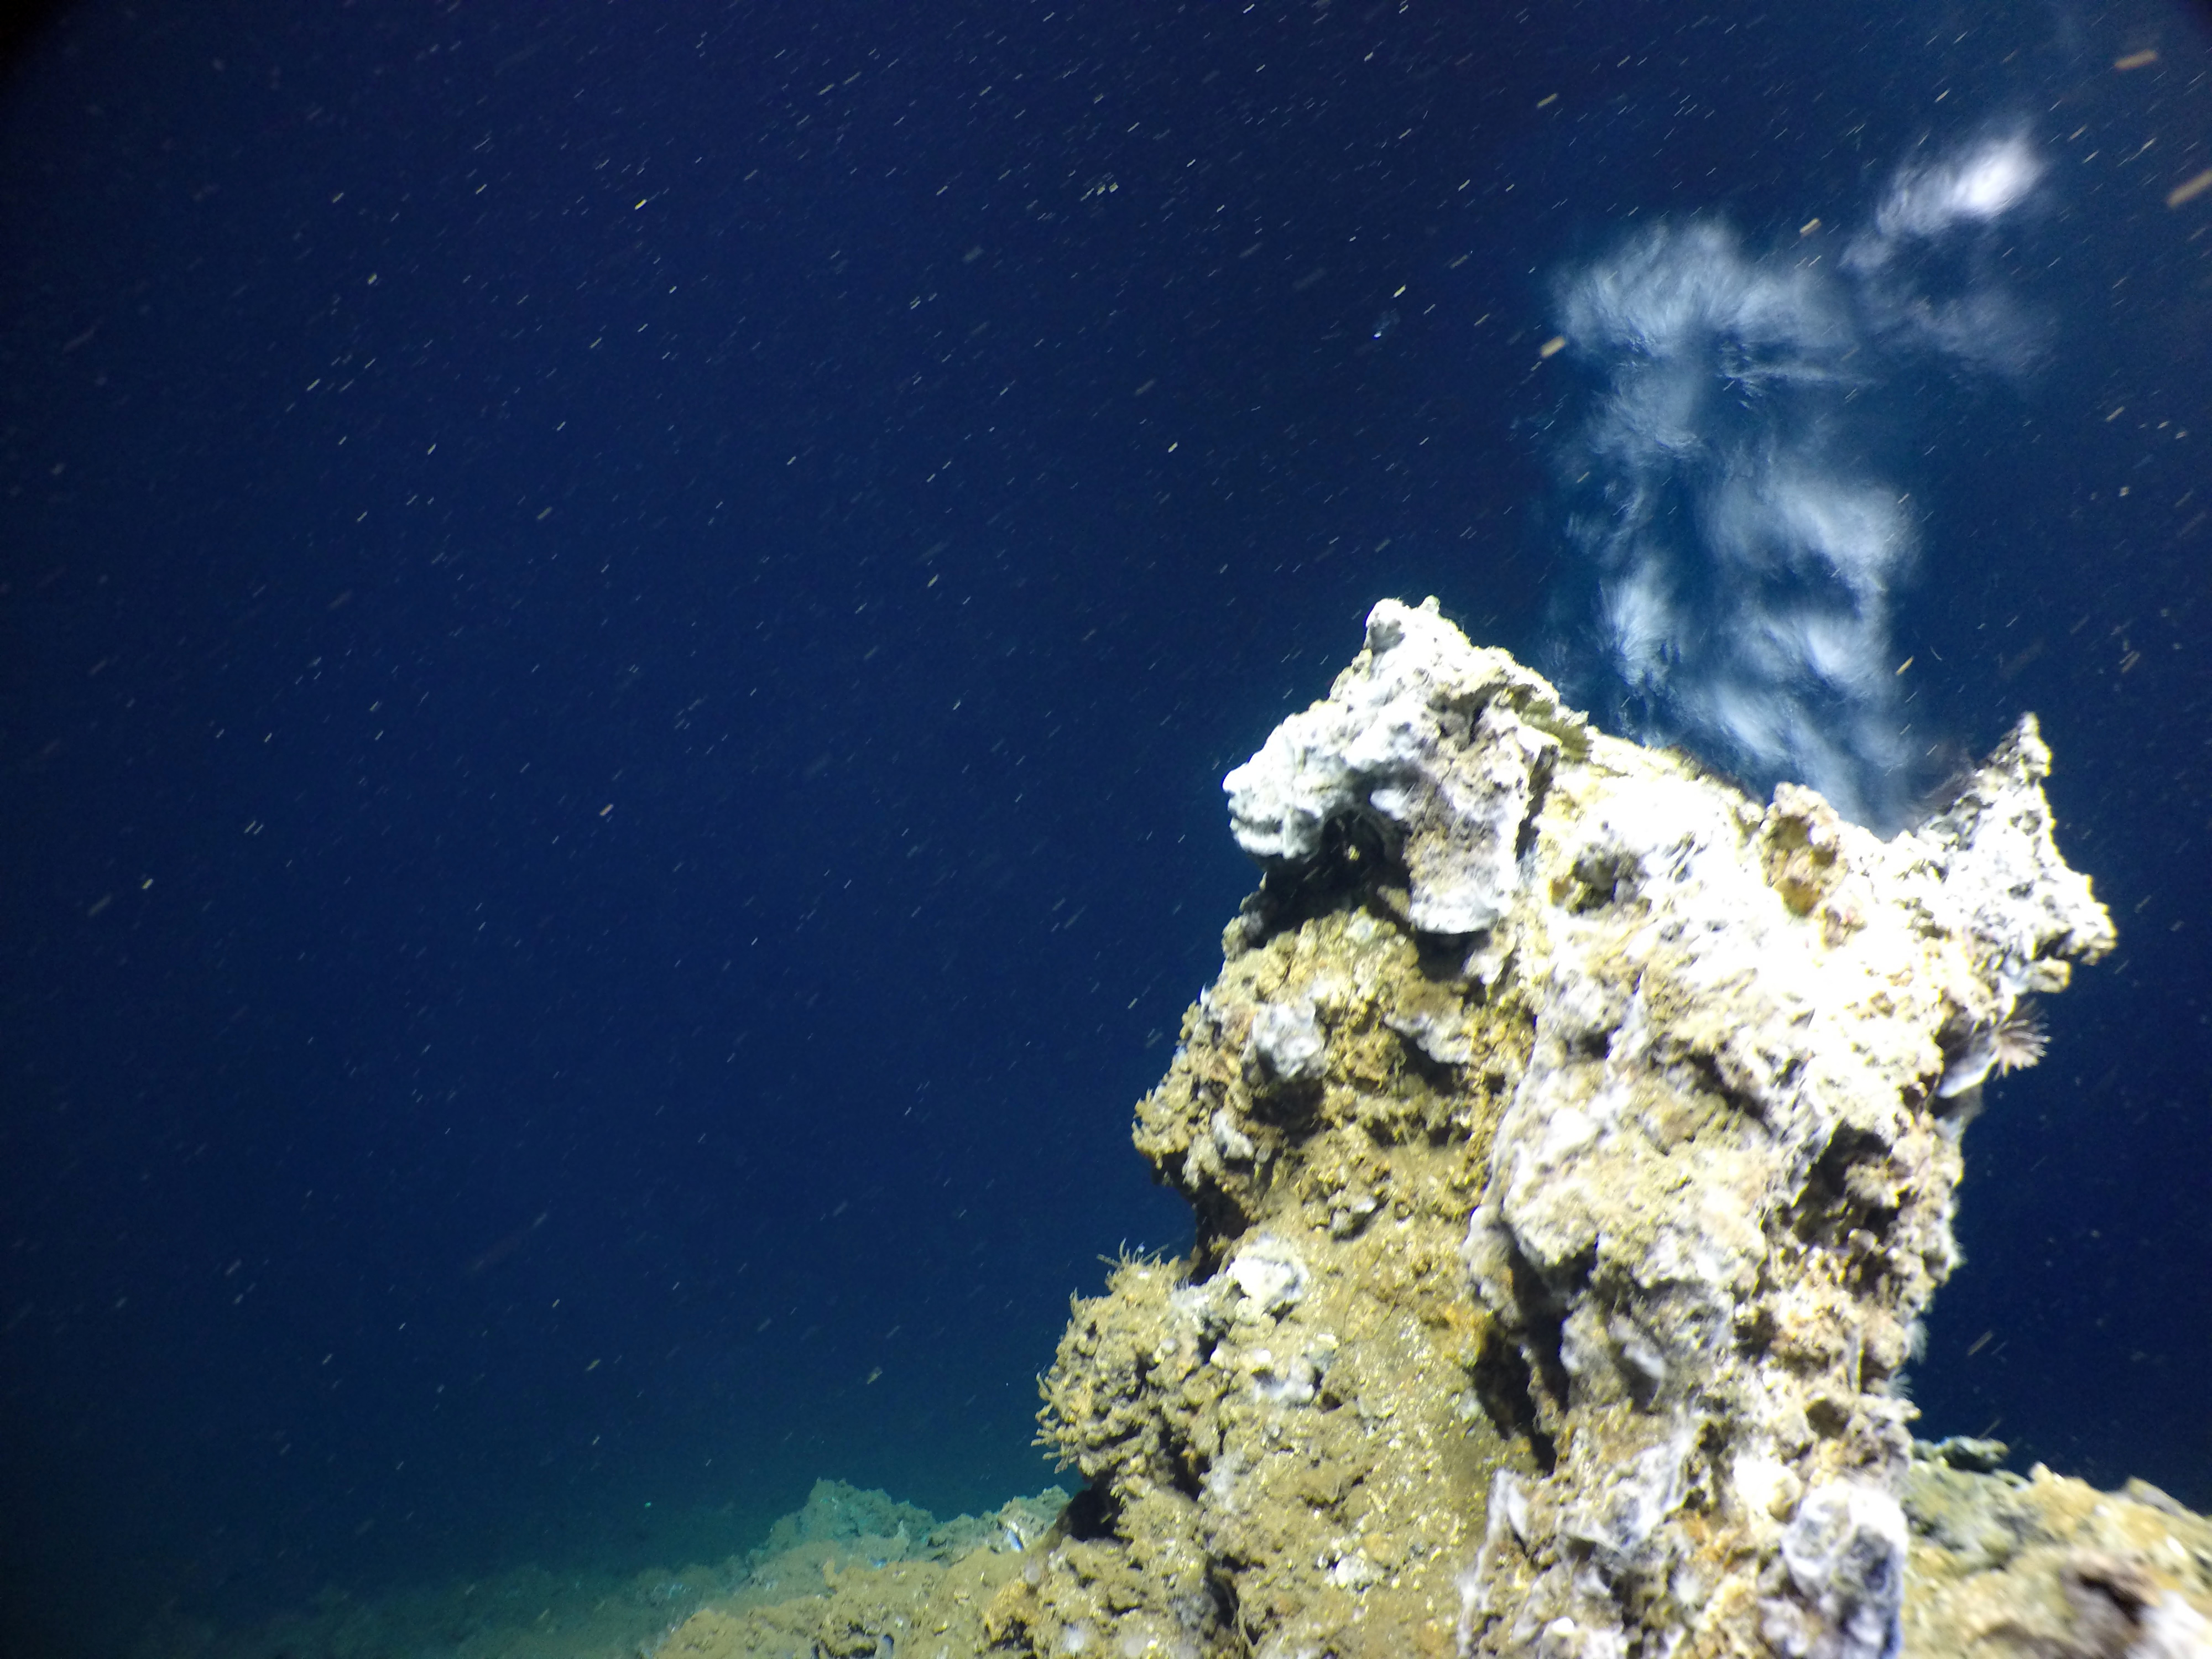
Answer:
[2,0,2208,1652]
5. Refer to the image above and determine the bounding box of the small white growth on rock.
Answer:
[1734,1452,1799,1526]
[1324,1551,1380,1589]
[1226,1234,1310,1318]
[1386,1007,1476,1065]
[1245,1340,1332,1407]
[1209,1107,1256,1165]
[1249,998,1327,1083]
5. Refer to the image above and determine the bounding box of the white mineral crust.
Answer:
[1224,597,1587,936]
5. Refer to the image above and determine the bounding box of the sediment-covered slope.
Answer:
[981,599,2204,1659]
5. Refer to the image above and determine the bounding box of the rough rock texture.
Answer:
[1904,1448,2212,1658]
[994,906,1532,1658]
[1448,587,2115,1659]
[994,598,2151,1659]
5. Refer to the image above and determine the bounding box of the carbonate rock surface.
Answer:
[993,598,2145,1659]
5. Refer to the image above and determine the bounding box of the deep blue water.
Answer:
[2,0,2208,1652]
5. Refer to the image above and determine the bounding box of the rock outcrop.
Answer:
[990,598,2163,1658]
[1903,1446,2212,1659]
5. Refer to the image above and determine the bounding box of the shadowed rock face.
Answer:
[993,598,2142,1659]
